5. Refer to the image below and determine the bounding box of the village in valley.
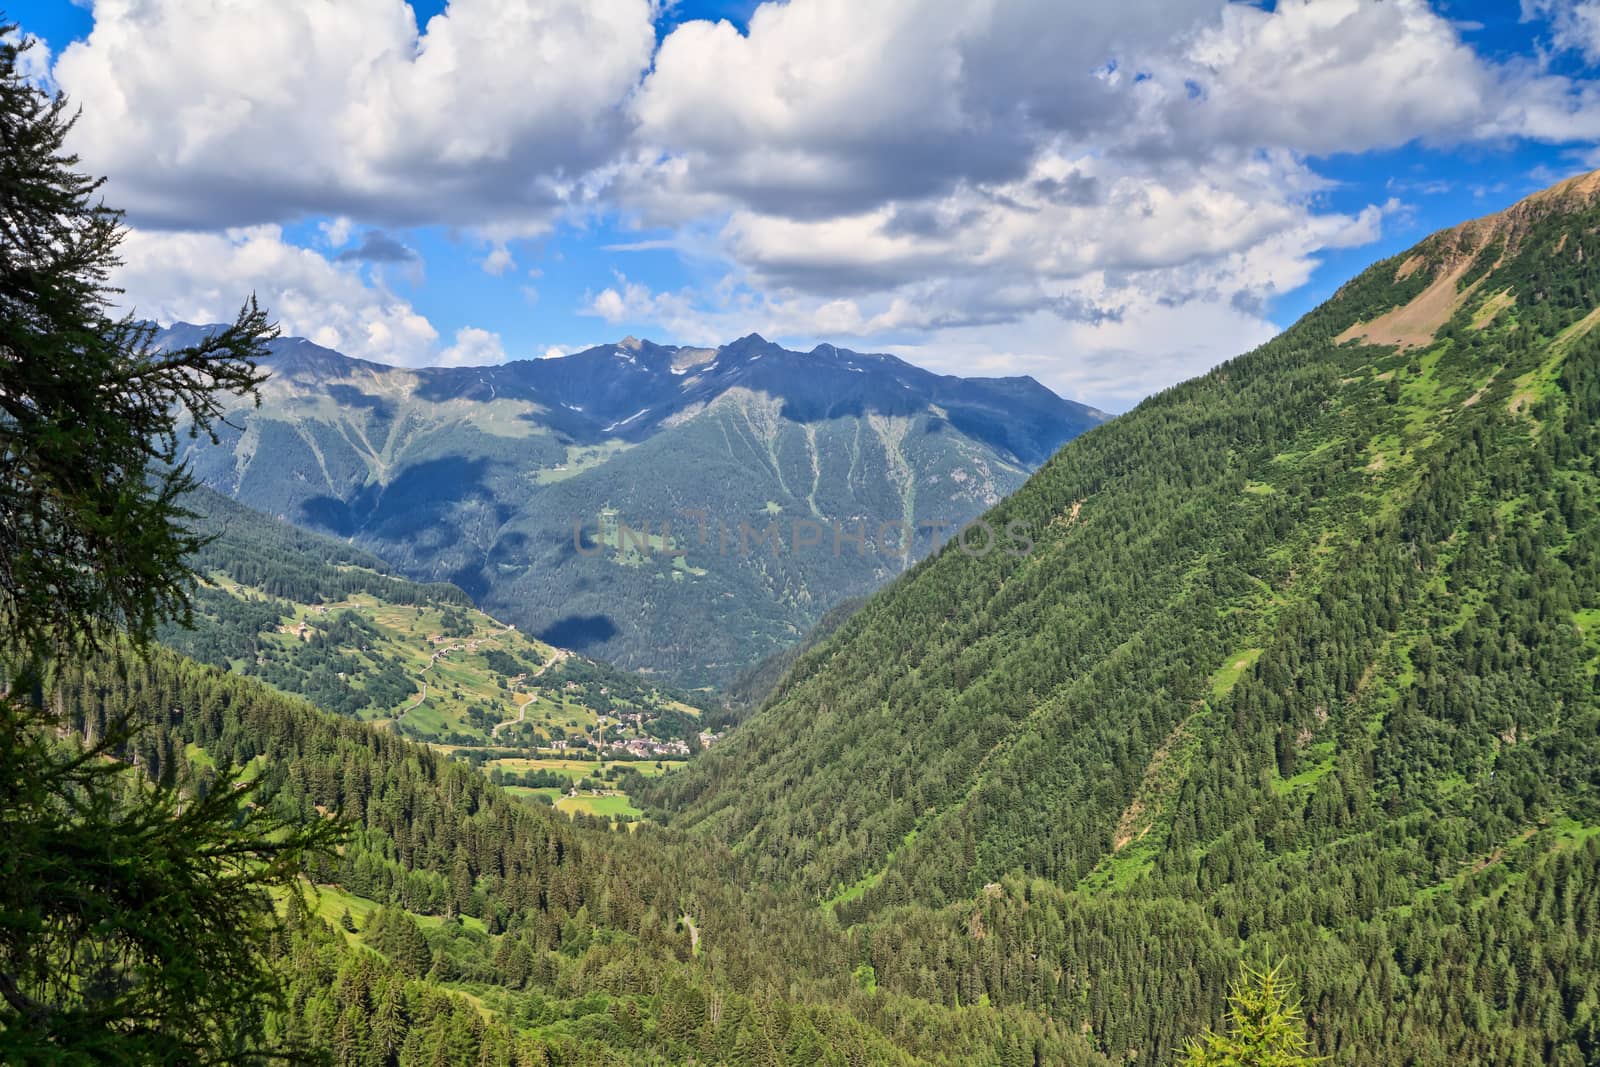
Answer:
[193,573,721,823]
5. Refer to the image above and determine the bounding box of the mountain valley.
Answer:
[12,18,1600,1059]
[161,487,714,820]
[116,168,1600,1064]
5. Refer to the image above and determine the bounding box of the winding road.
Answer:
[490,648,571,739]
[396,681,428,722]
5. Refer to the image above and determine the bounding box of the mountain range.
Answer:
[168,328,1105,686]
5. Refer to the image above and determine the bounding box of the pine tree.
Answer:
[0,27,337,1064]
[0,26,272,664]
[1181,962,1320,1067]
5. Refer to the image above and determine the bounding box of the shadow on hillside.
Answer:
[537,614,619,652]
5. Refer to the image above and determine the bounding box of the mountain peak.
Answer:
[1434,166,1600,258]
[1334,166,1600,351]
[1523,165,1600,211]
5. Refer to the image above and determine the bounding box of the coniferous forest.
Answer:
[5,14,1600,1067]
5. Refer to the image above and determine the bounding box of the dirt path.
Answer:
[490,648,571,739]
[396,682,428,722]
[492,691,539,739]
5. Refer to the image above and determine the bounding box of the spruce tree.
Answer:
[0,27,271,663]
[1182,962,1320,1067]
[0,26,338,1063]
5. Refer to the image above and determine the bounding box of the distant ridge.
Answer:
[169,325,1106,685]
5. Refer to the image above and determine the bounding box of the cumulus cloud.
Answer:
[630,0,1600,223]
[39,0,1600,401]
[602,0,1600,403]
[1145,1,1494,155]
[583,272,697,328]
[115,226,444,366]
[50,0,656,230]
[437,326,509,367]
[588,151,1390,404]
[1161,0,1600,152]
[629,0,1220,218]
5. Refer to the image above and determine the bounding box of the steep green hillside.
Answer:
[58,644,1116,1065]
[167,332,1104,685]
[643,171,1600,1062]
[160,488,709,817]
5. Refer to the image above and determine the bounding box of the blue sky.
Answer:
[15,0,1600,410]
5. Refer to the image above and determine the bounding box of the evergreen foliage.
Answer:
[0,31,272,664]
[0,33,337,1062]
[10,20,1600,1060]
[639,174,1600,1063]
[1181,963,1318,1067]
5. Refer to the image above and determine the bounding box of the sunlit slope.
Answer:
[651,169,1600,913]
[163,488,705,753]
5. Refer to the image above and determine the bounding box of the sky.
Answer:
[13,0,1600,412]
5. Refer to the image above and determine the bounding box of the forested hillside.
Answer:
[14,17,1600,1057]
[55,646,1124,1064]
[160,487,713,817]
[641,170,1600,1063]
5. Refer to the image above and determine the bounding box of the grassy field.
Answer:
[488,757,603,780]
[1209,647,1263,700]
[502,785,563,805]
[299,879,486,937]
[492,757,688,818]
[555,793,643,818]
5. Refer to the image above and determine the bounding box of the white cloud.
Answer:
[631,0,1600,222]
[437,326,508,367]
[1145,1,1494,156]
[630,0,1222,218]
[591,153,1390,400]
[886,300,1283,413]
[1161,0,1600,152]
[481,245,516,276]
[588,287,628,323]
[320,216,355,248]
[115,226,443,366]
[39,0,1600,404]
[582,272,695,326]
[602,0,1600,402]
[1525,0,1600,63]
[50,0,656,230]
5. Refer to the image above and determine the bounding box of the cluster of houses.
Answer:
[612,736,690,759]
[528,707,724,762]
